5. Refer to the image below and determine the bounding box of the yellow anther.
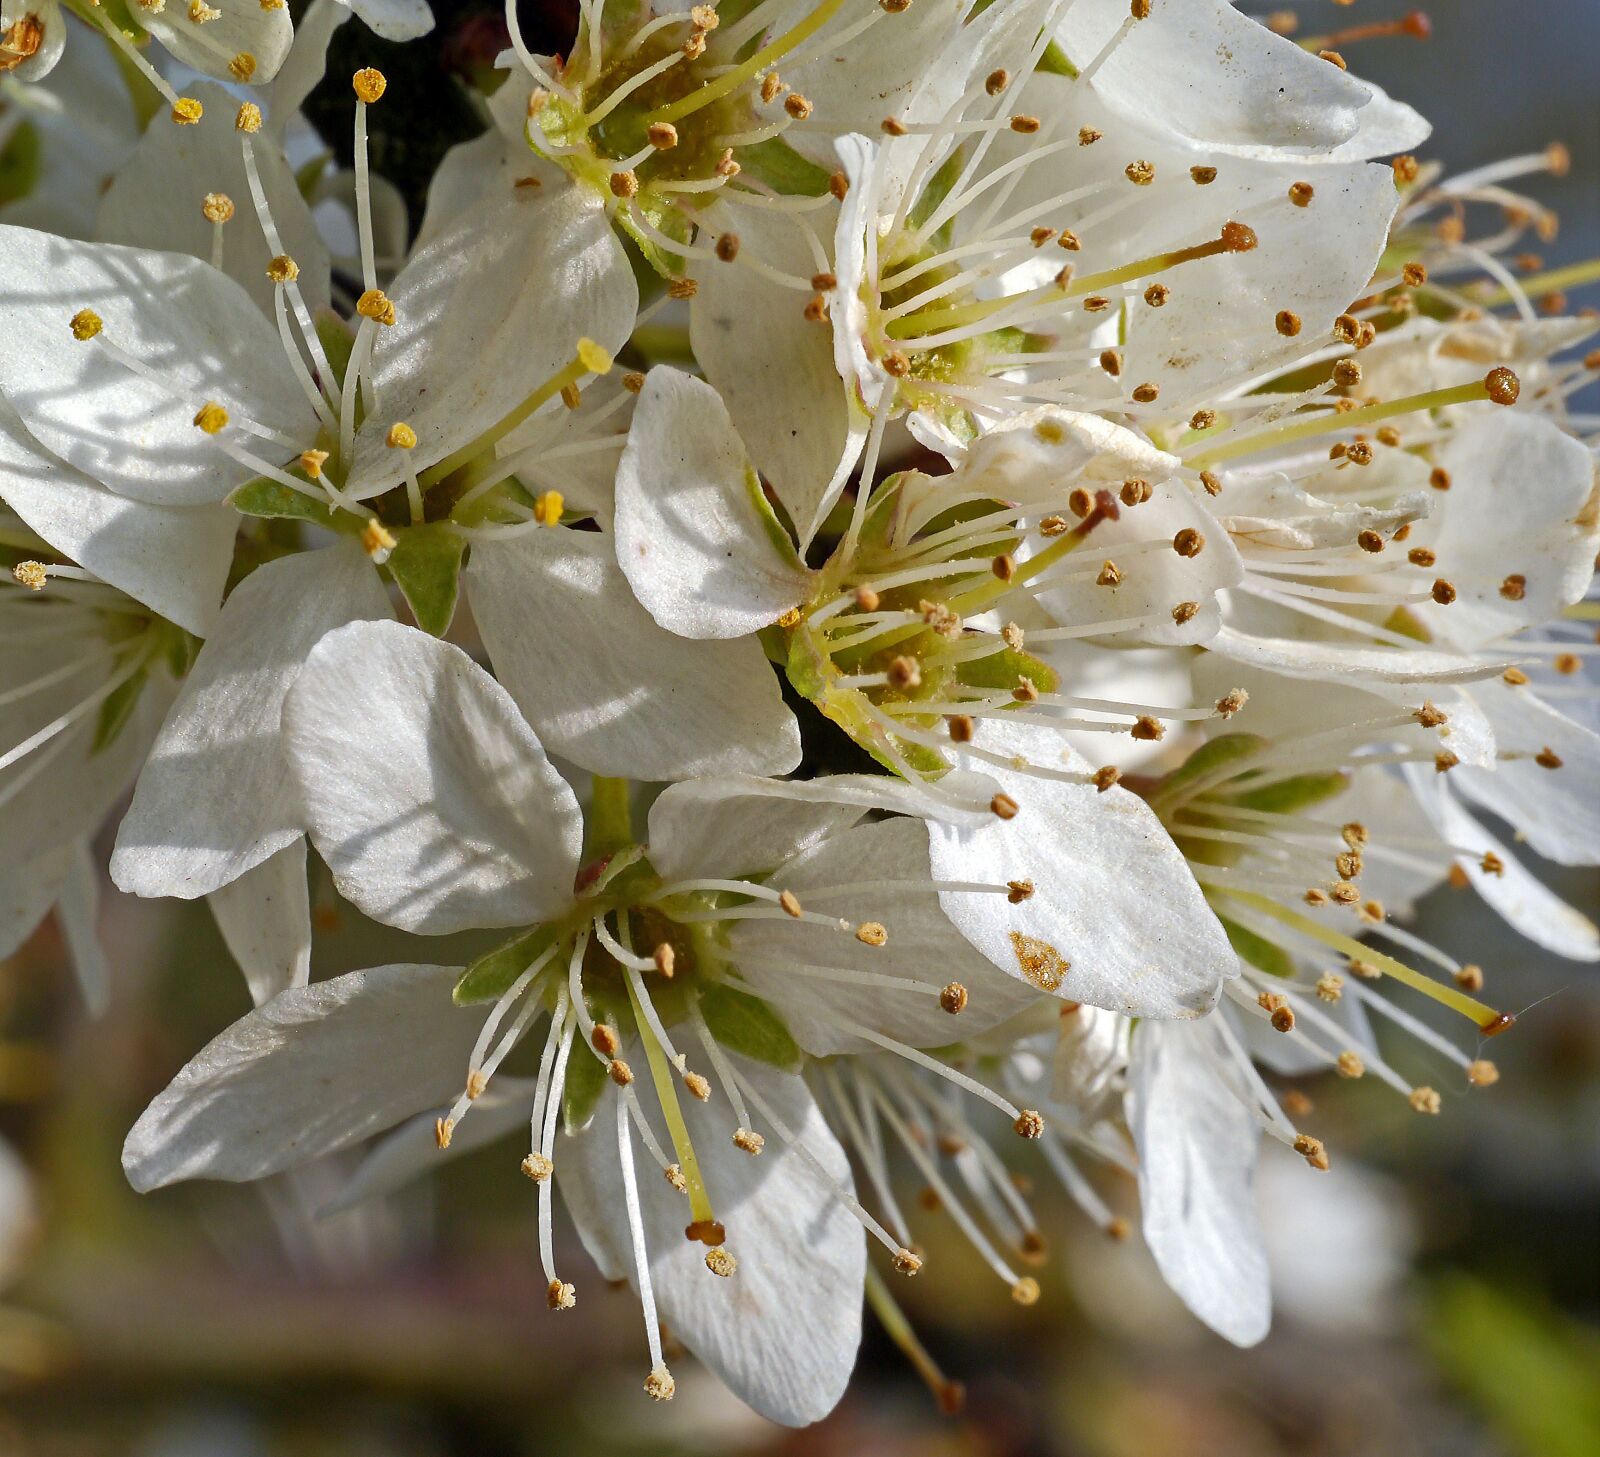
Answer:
[266,255,300,283]
[547,1277,576,1310]
[362,520,397,559]
[705,1247,737,1277]
[192,402,229,434]
[228,52,257,81]
[1293,1134,1330,1170]
[521,1152,553,1182]
[434,1116,453,1149]
[356,289,396,325]
[171,98,204,126]
[201,193,235,224]
[855,922,888,947]
[1409,1086,1441,1115]
[1013,1110,1044,1139]
[300,449,329,479]
[12,562,48,591]
[189,1,221,22]
[644,1366,675,1401]
[892,1248,923,1275]
[69,308,103,341]
[732,1128,765,1155]
[386,422,418,450]
[1011,1277,1040,1305]
[352,68,387,104]
[235,102,263,134]
[533,490,564,527]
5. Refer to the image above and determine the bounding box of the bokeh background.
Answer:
[1,3,1597,1453]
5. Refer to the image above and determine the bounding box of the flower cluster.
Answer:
[2,0,1596,1425]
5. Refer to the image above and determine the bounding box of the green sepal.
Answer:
[453,927,554,1005]
[1383,605,1432,642]
[698,983,802,1072]
[562,1046,608,1134]
[1154,733,1269,806]
[229,477,352,531]
[1217,915,1296,980]
[388,524,466,638]
[92,666,148,755]
[958,646,1060,696]
[0,121,40,208]
[907,149,966,239]
[1229,771,1349,816]
[315,310,354,392]
[618,195,694,279]
[1038,40,1080,78]
[739,138,832,197]
[295,151,331,202]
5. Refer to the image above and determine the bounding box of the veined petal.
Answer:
[560,1048,863,1427]
[206,839,312,1006]
[345,179,636,499]
[730,817,1040,1054]
[466,530,801,781]
[284,619,584,936]
[0,227,316,506]
[0,841,72,964]
[928,717,1236,1018]
[691,200,854,543]
[615,368,811,639]
[1128,1017,1271,1346]
[122,964,487,1192]
[0,396,235,637]
[142,0,294,86]
[111,543,394,901]
[97,82,331,316]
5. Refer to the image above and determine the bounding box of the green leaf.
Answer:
[562,1045,608,1134]
[229,477,347,529]
[0,121,40,208]
[699,983,802,1071]
[388,524,466,638]
[739,138,832,196]
[92,666,148,755]
[453,927,552,1005]
[1229,771,1349,815]
[1217,915,1295,979]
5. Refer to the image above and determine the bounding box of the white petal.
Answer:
[142,0,294,84]
[615,368,811,639]
[0,227,316,505]
[1059,0,1422,161]
[97,83,331,316]
[340,0,434,42]
[122,963,487,1191]
[1415,413,1599,647]
[931,717,1236,1018]
[1128,1018,1271,1346]
[111,543,394,900]
[207,839,312,1006]
[0,396,235,636]
[466,530,801,781]
[58,841,110,1017]
[1455,684,1600,866]
[345,180,636,499]
[691,200,854,542]
[1209,624,1504,686]
[265,0,351,129]
[322,1077,536,1216]
[560,1051,863,1426]
[953,408,1179,504]
[730,817,1040,1054]
[0,841,71,963]
[1403,765,1599,961]
[285,619,584,935]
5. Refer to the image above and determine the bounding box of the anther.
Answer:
[1191,166,1218,185]
[434,1117,453,1149]
[1079,126,1102,146]
[887,656,921,692]
[592,1024,620,1056]
[644,1366,675,1401]
[533,490,564,526]
[1099,348,1122,375]
[939,982,968,1015]
[647,122,679,150]
[228,52,257,82]
[883,349,911,376]
[1132,382,1160,403]
[893,1248,923,1275]
[521,1152,554,1181]
[1431,580,1457,605]
[1499,574,1527,600]
[1172,528,1204,557]
[361,521,396,561]
[705,1248,737,1277]
[1289,181,1315,207]
[1414,701,1448,728]
[856,922,888,947]
[356,288,395,325]
[992,552,1016,582]
[1435,750,1460,773]
[69,309,103,341]
[1011,1278,1040,1305]
[671,279,700,300]
[1171,602,1199,625]
[1013,1110,1044,1139]
[1199,471,1222,496]
[1502,667,1529,687]
[190,1,220,21]
[1319,48,1347,68]
[1275,310,1302,337]
[465,1070,488,1100]
[779,890,804,918]
[1467,1060,1499,1087]
[1125,159,1155,185]
[684,1072,711,1102]
[1215,689,1248,719]
[1480,852,1504,877]
[1409,1086,1441,1115]
[547,1278,576,1310]
[1093,765,1121,793]
[1394,154,1420,183]
[1535,747,1564,770]
[385,421,417,450]
[610,170,640,199]
[171,98,204,126]
[733,1128,765,1156]
[352,68,387,104]
[665,1164,687,1192]
[201,193,235,225]
[192,402,229,435]
[1097,561,1123,587]
[1011,115,1041,135]
[947,714,975,742]
[608,1058,634,1086]
[11,562,47,591]
[985,68,1009,95]
[235,102,263,134]
[1484,366,1521,405]
[1293,1134,1330,1170]
[1143,284,1169,307]
[990,793,1020,820]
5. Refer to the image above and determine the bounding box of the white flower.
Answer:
[1,0,293,92]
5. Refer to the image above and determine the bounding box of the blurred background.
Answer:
[1,2,1598,1453]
